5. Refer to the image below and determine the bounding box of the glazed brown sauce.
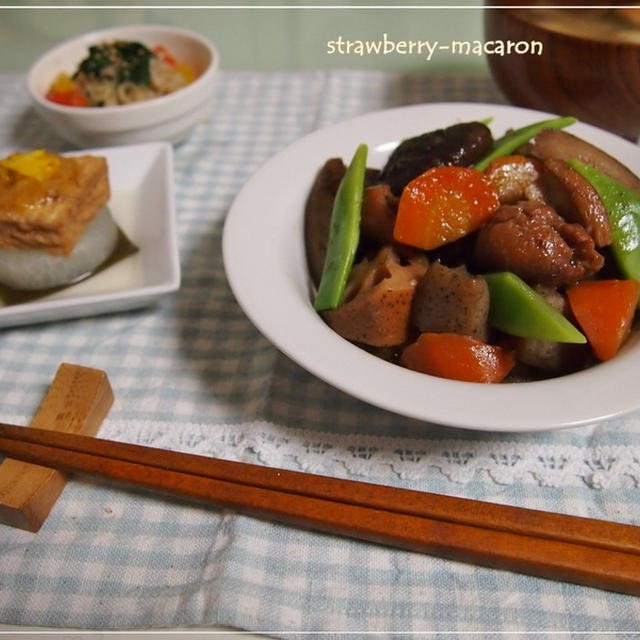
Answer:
[0,228,138,306]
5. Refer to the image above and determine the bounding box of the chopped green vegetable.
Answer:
[75,45,113,79]
[75,41,154,86]
[568,159,640,291]
[483,271,586,343]
[114,41,154,85]
[314,143,368,311]
[475,115,577,172]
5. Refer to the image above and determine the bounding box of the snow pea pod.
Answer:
[314,143,368,311]
[484,271,586,343]
[475,115,577,172]
[569,159,640,289]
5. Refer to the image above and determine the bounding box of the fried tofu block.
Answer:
[0,153,110,256]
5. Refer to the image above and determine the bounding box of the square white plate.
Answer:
[0,142,180,328]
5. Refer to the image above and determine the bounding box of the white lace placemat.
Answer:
[81,417,640,489]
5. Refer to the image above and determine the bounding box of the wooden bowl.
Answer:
[484,3,640,141]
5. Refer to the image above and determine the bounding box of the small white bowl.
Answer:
[26,24,219,147]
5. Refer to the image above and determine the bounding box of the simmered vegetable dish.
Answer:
[46,41,194,107]
[304,117,640,383]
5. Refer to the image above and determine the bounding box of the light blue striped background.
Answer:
[0,70,639,636]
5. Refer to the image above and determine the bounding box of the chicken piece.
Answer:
[323,245,428,347]
[410,261,490,341]
[484,154,544,204]
[474,201,604,288]
[360,183,398,245]
[523,128,640,196]
[0,153,110,256]
[538,158,611,248]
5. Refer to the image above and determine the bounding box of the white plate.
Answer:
[0,142,180,328]
[223,102,640,432]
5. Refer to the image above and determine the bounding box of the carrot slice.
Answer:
[566,279,639,361]
[400,332,515,383]
[393,166,499,250]
[152,45,177,66]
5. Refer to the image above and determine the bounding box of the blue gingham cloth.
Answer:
[1,70,640,637]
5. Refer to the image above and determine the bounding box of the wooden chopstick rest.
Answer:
[0,363,113,531]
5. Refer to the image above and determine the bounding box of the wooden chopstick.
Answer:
[1,422,640,596]
[2,421,639,556]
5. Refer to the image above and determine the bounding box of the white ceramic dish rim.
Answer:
[223,101,640,432]
[0,141,180,328]
[26,24,219,130]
